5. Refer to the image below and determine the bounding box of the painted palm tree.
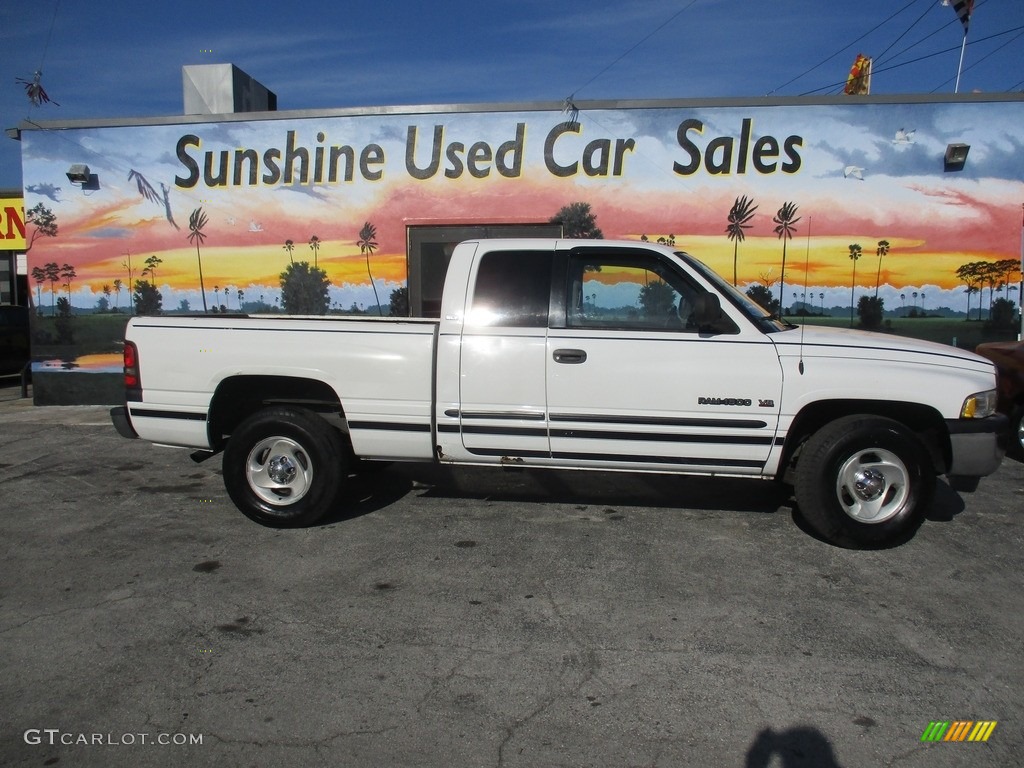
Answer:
[283,239,295,265]
[143,254,163,285]
[772,201,800,313]
[874,240,890,298]
[848,243,862,327]
[60,263,76,303]
[357,221,382,315]
[188,207,209,312]
[44,262,60,315]
[725,195,757,286]
[113,279,123,311]
[308,235,320,268]
[31,266,45,310]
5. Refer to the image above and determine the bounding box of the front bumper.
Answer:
[945,415,1007,477]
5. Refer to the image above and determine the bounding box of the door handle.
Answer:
[553,348,587,364]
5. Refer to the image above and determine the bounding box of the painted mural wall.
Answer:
[18,96,1024,394]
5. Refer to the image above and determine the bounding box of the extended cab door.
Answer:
[439,246,556,462]
[545,245,784,475]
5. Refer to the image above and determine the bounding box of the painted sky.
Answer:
[3,0,1024,191]
[19,97,1024,314]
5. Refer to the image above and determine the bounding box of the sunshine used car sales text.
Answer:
[174,119,803,189]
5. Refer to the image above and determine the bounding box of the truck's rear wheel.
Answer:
[223,406,348,527]
[794,415,933,547]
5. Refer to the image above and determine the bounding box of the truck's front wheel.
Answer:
[223,406,348,527]
[794,415,934,547]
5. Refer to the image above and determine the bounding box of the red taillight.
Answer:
[123,341,140,389]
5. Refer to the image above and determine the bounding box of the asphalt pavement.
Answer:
[1,377,1022,767]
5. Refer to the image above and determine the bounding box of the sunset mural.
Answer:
[18,96,1024,339]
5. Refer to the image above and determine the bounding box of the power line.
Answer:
[37,0,62,73]
[797,24,1024,96]
[568,0,700,98]
[765,0,920,95]
[929,27,1024,92]
[873,0,940,65]
[875,0,993,71]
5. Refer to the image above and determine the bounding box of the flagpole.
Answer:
[955,32,967,93]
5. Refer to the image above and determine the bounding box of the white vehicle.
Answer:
[111,239,1005,547]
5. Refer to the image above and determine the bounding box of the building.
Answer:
[10,67,1024,404]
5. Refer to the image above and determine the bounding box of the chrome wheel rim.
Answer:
[246,437,313,506]
[835,448,909,524]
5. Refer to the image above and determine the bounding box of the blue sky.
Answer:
[2,0,1022,191]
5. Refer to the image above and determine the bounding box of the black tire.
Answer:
[1009,404,1024,460]
[794,415,934,548]
[223,406,348,527]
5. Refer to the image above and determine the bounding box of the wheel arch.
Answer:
[780,399,950,480]
[207,374,347,450]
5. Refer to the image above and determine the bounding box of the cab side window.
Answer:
[566,252,703,331]
[469,250,552,327]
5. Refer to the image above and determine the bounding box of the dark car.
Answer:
[975,340,1024,457]
[0,305,30,377]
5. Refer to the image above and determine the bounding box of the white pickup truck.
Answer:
[111,238,1005,547]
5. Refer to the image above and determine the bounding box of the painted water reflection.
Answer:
[34,353,122,373]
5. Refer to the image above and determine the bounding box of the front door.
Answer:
[545,246,783,475]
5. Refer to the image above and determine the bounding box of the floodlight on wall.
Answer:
[65,164,100,192]
[66,164,91,184]
[944,143,970,172]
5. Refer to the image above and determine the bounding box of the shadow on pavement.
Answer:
[351,462,792,516]
[745,725,844,768]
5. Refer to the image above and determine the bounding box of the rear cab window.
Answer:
[468,250,553,327]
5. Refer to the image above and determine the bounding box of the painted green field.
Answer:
[31,313,130,357]
[792,315,1019,350]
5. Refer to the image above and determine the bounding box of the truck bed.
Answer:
[125,314,439,459]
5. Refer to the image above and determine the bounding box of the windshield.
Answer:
[676,251,794,333]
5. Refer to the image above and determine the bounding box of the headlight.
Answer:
[961,390,997,419]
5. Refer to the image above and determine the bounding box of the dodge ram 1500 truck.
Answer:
[111,238,1005,547]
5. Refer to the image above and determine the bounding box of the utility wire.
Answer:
[568,0,700,98]
[797,24,1024,95]
[876,0,992,70]
[875,11,957,69]
[22,0,63,117]
[929,27,1024,92]
[873,0,938,65]
[765,0,920,95]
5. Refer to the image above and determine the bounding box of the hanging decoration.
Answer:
[16,71,59,107]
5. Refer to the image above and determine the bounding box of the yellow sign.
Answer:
[0,198,26,250]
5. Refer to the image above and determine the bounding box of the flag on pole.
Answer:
[948,0,974,32]
[844,54,872,95]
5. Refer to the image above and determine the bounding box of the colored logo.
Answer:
[921,721,996,742]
